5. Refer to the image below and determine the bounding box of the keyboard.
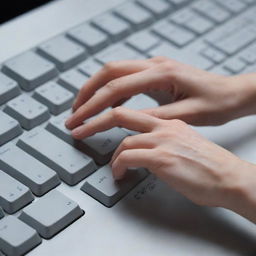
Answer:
[0,0,256,255]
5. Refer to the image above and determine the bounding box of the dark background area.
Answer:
[0,0,54,24]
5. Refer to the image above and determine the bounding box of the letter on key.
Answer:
[0,144,60,196]
[0,170,34,214]
[17,128,97,185]
[0,216,41,256]
[81,165,148,207]
[19,190,84,239]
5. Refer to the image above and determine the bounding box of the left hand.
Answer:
[70,107,253,213]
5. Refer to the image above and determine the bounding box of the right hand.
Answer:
[66,57,256,130]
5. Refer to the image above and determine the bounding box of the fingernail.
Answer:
[65,118,72,128]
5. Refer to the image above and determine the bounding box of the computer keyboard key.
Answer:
[192,1,231,24]
[2,51,58,91]
[152,21,195,47]
[0,170,34,214]
[238,44,256,64]
[0,73,21,106]
[17,129,97,186]
[78,58,103,77]
[0,144,60,196]
[33,82,74,115]
[167,0,190,7]
[223,58,247,74]
[201,47,227,64]
[170,9,214,35]
[0,216,41,256]
[126,31,160,53]
[91,13,131,42]
[58,69,89,94]
[0,208,4,219]
[214,0,246,13]
[4,95,50,130]
[95,44,144,64]
[0,112,22,146]
[136,0,172,18]
[46,110,128,165]
[67,23,109,53]
[81,165,148,207]
[113,2,154,30]
[37,36,87,71]
[210,66,232,76]
[19,190,84,239]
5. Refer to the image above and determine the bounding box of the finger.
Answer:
[141,99,199,122]
[66,67,168,129]
[110,133,156,165]
[71,107,161,139]
[72,59,154,111]
[111,149,156,180]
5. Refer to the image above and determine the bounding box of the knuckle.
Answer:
[151,56,169,63]
[118,151,129,162]
[121,137,133,149]
[112,106,126,121]
[103,61,119,72]
[158,61,179,80]
[105,80,120,92]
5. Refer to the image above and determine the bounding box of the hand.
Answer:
[70,107,256,223]
[65,57,256,129]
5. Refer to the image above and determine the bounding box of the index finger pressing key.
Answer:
[71,107,160,139]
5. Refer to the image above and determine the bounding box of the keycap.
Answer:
[239,43,256,64]
[210,66,232,76]
[0,170,33,214]
[91,13,131,42]
[2,51,58,91]
[214,0,246,13]
[126,31,160,53]
[149,42,214,70]
[46,110,128,165]
[0,73,20,106]
[241,63,256,74]
[81,165,148,207]
[17,128,97,185]
[170,9,214,35]
[37,36,87,71]
[0,144,60,196]
[58,69,89,94]
[201,47,227,64]
[33,82,74,115]
[0,111,22,146]
[95,44,143,64]
[0,208,4,219]
[192,0,231,23]
[78,58,103,77]
[67,23,109,53]
[113,2,154,29]
[19,190,83,239]
[167,0,190,7]
[152,21,195,47]
[0,216,41,256]
[136,0,172,18]
[4,95,50,130]
[223,58,247,74]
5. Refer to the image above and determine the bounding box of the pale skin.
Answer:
[65,57,256,223]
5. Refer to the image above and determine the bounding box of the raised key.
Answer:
[81,165,148,207]
[126,31,160,53]
[91,13,131,42]
[17,128,97,185]
[78,58,103,77]
[239,43,256,64]
[33,82,74,115]
[46,110,128,165]
[167,0,190,7]
[201,47,227,64]
[2,51,58,91]
[0,208,4,219]
[0,144,60,196]
[95,44,143,64]
[0,111,22,146]
[136,0,172,18]
[113,2,154,29]
[0,170,33,214]
[67,23,109,53]
[19,190,83,239]
[0,216,41,256]
[214,0,246,13]
[4,95,50,130]
[58,69,89,94]
[223,57,247,74]
[37,36,87,71]
[0,73,20,105]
